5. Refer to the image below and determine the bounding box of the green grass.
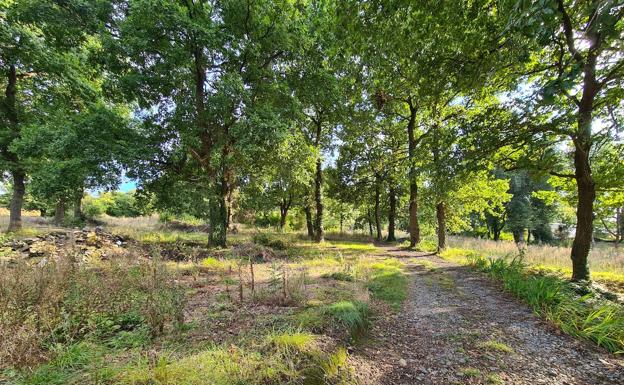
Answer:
[477,340,514,353]
[119,331,352,385]
[7,342,113,385]
[321,271,354,282]
[460,367,481,377]
[324,301,370,336]
[462,253,624,354]
[363,260,408,309]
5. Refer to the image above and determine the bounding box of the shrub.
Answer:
[252,233,289,250]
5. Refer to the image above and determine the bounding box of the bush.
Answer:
[252,233,289,250]
[0,255,185,368]
[82,196,107,219]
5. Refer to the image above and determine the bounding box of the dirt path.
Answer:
[351,246,624,385]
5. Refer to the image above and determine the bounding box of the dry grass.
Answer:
[448,236,624,276]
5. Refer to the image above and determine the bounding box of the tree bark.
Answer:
[209,166,229,248]
[569,43,600,280]
[313,120,324,242]
[367,208,373,237]
[407,101,420,246]
[73,190,84,220]
[279,194,291,230]
[616,207,622,248]
[54,198,66,225]
[374,175,382,241]
[387,183,397,242]
[304,203,314,238]
[436,201,446,251]
[8,170,25,232]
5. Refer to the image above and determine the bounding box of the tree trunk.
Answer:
[616,207,622,248]
[569,47,599,281]
[512,229,524,244]
[374,176,381,241]
[279,195,291,231]
[313,121,324,242]
[304,203,314,238]
[407,101,420,247]
[367,208,373,237]
[5,64,24,233]
[387,184,396,242]
[209,168,229,248]
[73,190,84,220]
[571,143,594,280]
[436,201,446,251]
[54,198,66,225]
[8,170,25,232]
[493,227,501,242]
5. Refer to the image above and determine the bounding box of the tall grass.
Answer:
[448,236,624,276]
[0,254,184,368]
[466,254,624,354]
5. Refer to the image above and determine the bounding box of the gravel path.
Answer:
[351,246,624,385]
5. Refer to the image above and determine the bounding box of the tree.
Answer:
[500,0,624,279]
[112,0,306,246]
[0,0,112,230]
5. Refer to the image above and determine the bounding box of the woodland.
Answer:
[1,1,623,385]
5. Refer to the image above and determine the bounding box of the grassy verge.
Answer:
[442,249,624,354]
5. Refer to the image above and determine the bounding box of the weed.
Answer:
[486,373,504,384]
[477,340,514,354]
[460,367,481,377]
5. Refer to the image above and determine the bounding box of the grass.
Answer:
[118,331,352,385]
[325,301,370,336]
[457,252,624,354]
[460,367,481,377]
[2,222,411,385]
[477,340,514,353]
[447,236,624,283]
[361,259,408,309]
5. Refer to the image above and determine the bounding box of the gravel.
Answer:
[350,246,624,385]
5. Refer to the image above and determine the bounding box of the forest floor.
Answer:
[351,245,624,385]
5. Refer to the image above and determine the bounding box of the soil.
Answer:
[351,246,624,385]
